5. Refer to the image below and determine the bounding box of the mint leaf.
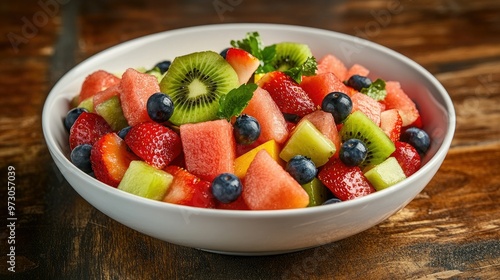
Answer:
[360,79,387,101]
[231,32,276,74]
[283,56,317,83]
[217,84,258,121]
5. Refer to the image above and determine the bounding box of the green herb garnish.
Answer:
[361,79,387,101]
[217,83,258,121]
[230,32,276,74]
[283,56,317,83]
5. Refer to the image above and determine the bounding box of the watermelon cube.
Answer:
[300,72,351,107]
[316,54,348,81]
[381,81,420,126]
[243,150,309,210]
[78,70,120,103]
[180,119,236,181]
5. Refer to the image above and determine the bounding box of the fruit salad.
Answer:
[64,32,431,210]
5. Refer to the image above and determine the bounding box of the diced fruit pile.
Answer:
[65,32,431,210]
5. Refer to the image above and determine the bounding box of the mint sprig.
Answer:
[361,79,387,101]
[217,83,258,121]
[283,56,317,83]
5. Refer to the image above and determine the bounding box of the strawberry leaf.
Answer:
[361,79,387,101]
[217,84,258,121]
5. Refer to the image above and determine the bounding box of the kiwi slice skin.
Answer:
[271,42,312,71]
[340,111,395,168]
[159,51,239,125]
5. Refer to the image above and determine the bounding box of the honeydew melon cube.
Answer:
[118,160,173,200]
[279,120,336,167]
[364,157,406,191]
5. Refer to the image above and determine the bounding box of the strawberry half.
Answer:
[257,71,316,117]
[69,112,113,150]
[391,141,421,177]
[163,166,215,208]
[90,132,138,187]
[318,158,375,201]
[125,122,182,169]
[380,109,403,143]
[225,47,260,85]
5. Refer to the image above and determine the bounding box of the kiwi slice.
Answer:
[271,42,312,71]
[340,111,395,167]
[159,51,239,125]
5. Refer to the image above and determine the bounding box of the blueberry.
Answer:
[211,173,242,203]
[219,48,230,59]
[147,92,175,123]
[64,107,88,132]
[401,127,430,155]
[321,91,352,124]
[346,75,372,91]
[70,144,93,173]
[117,126,132,139]
[154,60,171,74]
[340,138,368,167]
[285,155,317,184]
[322,197,342,205]
[233,114,261,145]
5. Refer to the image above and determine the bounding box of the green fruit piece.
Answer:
[118,160,173,200]
[159,51,239,125]
[279,119,336,167]
[95,96,128,131]
[77,96,94,112]
[364,157,406,191]
[302,177,331,207]
[271,42,313,71]
[340,110,395,168]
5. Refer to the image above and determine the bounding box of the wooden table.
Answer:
[1,0,499,279]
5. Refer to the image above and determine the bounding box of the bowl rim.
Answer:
[42,23,456,218]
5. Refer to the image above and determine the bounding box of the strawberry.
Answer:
[391,141,421,177]
[69,112,113,150]
[163,166,215,208]
[380,109,403,143]
[125,122,182,169]
[318,158,375,201]
[225,48,260,85]
[90,133,138,187]
[257,71,316,117]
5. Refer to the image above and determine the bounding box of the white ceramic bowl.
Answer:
[42,23,455,255]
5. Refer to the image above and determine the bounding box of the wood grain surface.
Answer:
[1,0,499,279]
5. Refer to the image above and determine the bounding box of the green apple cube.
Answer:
[279,120,336,167]
[301,177,330,207]
[95,95,129,131]
[118,160,173,200]
[364,157,406,191]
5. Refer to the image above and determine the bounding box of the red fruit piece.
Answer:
[69,112,113,150]
[351,92,383,126]
[163,166,215,208]
[380,109,403,143]
[225,48,260,85]
[318,158,375,201]
[257,71,316,117]
[391,141,421,177]
[79,70,121,103]
[180,119,235,182]
[381,81,420,127]
[300,72,351,107]
[119,68,160,127]
[346,64,370,80]
[242,86,289,144]
[125,122,182,169]
[90,133,138,187]
[243,150,309,210]
[316,54,348,81]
